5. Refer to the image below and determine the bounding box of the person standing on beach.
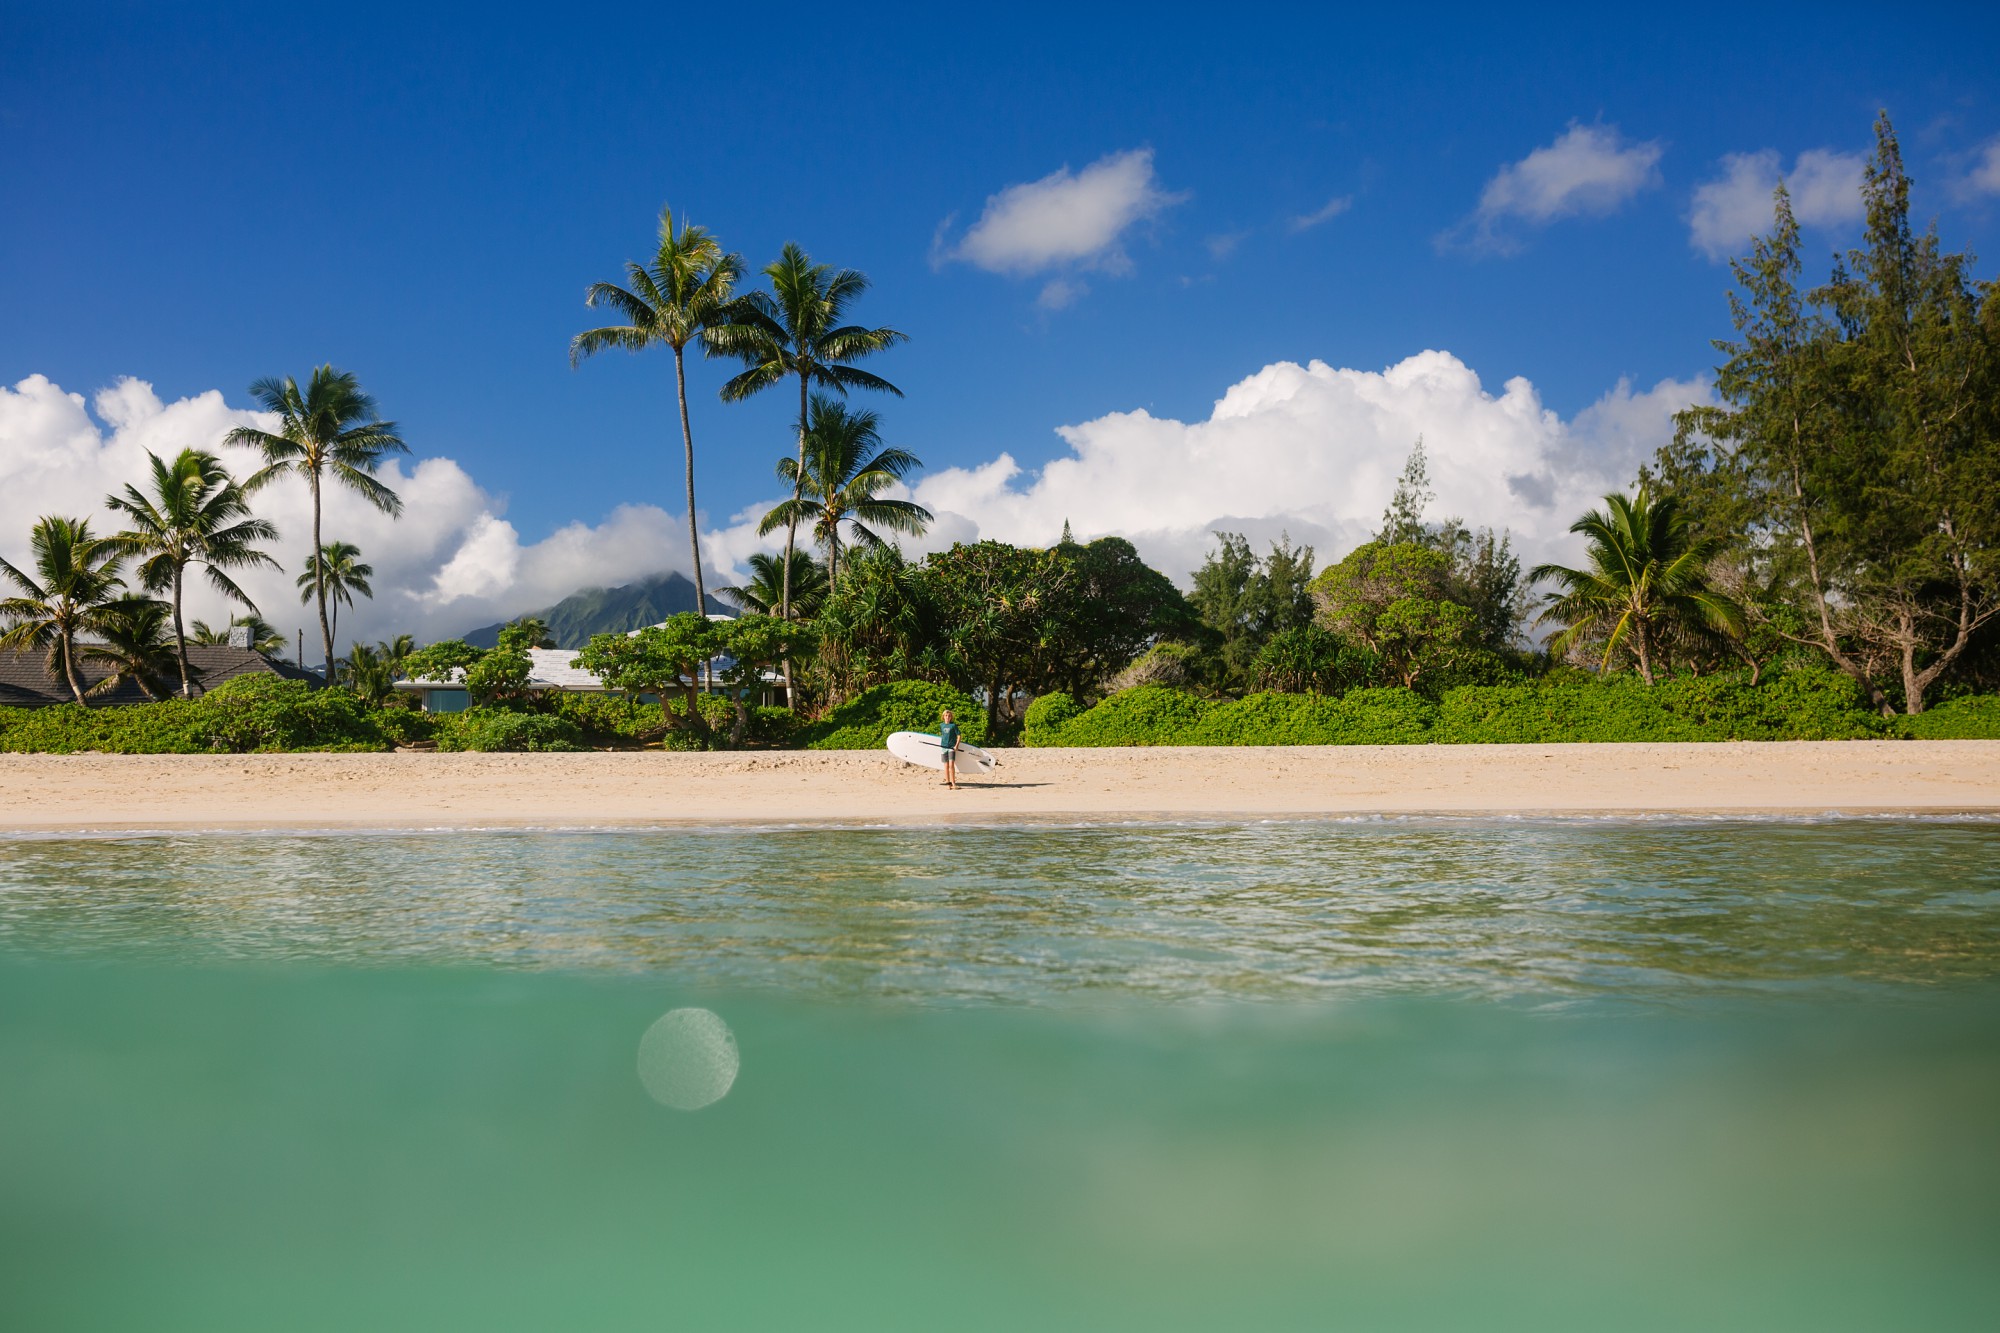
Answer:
[939,709,961,790]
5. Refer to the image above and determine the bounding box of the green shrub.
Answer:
[189,675,388,752]
[803,680,986,750]
[432,708,585,753]
[373,707,438,747]
[1434,668,1888,743]
[1900,695,2000,739]
[1022,692,1081,747]
[1186,688,1439,745]
[1046,685,1214,747]
[0,699,209,753]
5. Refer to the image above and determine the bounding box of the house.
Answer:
[395,618,783,713]
[0,644,319,707]
[393,648,615,714]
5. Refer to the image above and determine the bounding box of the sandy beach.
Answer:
[0,741,1995,832]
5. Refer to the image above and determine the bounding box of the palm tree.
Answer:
[296,542,373,653]
[105,448,279,696]
[571,206,751,613]
[379,633,416,677]
[228,366,407,680]
[720,551,828,620]
[720,244,906,621]
[0,516,128,705]
[189,614,286,654]
[757,395,931,585]
[343,641,395,704]
[83,595,179,701]
[1529,489,1746,684]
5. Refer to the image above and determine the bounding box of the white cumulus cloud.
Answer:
[1957,137,2000,200]
[1449,123,1664,253]
[1689,147,1866,260]
[712,352,1711,587]
[941,148,1185,282]
[0,374,703,651]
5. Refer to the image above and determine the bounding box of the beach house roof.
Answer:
[0,644,318,707]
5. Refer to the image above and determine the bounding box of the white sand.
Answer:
[1,742,1995,832]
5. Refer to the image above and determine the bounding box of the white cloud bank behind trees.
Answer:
[2,355,1707,649]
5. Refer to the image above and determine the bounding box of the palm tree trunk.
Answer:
[776,371,809,708]
[60,633,87,706]
[173,564,192,697]
[780,372,807,623]
[311,474,333,685]
[673,348,706,613]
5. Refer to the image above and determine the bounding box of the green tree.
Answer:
[0,517,129,705]
[922,541,1076,733]
[104,448,278,696]
[1528,489,1746,684]
[82,594,179,701]
[757,395,930,584]
[716,615,814,745]
[400,639,486,685]
[1673,114,1999,714]
[343,641,396,705]
[575,613,722,739]
[721,245,906,622]
[296,541,373,655]
[811,545,945,705]
[1311,541,1482,690]
[1190,532,1318,686]
[230,366,408,682]
[572,206,752,613]
[720,550,828,619]
[1252,624,1377,694]
[1045,534,1199,698]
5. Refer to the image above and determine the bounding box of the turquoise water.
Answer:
[3,818,1998,1329]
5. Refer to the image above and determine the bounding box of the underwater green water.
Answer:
[3,818,1997,1330]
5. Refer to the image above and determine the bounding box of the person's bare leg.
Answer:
[945,755,958,790]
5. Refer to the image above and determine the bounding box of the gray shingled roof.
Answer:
[0,644,318,707]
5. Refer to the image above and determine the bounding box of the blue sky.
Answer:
[5,1,1999,635]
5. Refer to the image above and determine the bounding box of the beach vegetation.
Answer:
[572,206,756,612]
[1528,488,1746,685]
[104,448,278,696]
[230,366,408,681]
[802,679,985,750]
[0,516,131,705]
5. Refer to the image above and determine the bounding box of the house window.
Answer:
[426,688,471,714]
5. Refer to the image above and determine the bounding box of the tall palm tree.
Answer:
[0,516,128,705]
[720,244,906,621]
[296,541,373,653]
[571,206,750,613]
[228,366,407,680]
[1529,489,1746,684]
[757,395,931,585]
[82,595,179,701]
[105,448,279,696]
[720,551,828,620]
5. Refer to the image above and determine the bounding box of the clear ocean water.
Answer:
[2,817,1996,1330]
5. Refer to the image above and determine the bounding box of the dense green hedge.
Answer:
[432,709,586,753]
[0,676,388,753]
[803,680,986,750]
[1023,669,2000,747]
[1899,695,2000,740]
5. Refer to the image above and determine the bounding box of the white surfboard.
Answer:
[886,730,998,774]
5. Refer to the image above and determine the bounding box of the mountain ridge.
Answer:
[460,572,733,648]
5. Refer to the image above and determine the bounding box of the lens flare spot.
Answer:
[636,1008,739,1110]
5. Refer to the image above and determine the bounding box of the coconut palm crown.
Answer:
[82,594,180,701]
[296,541,373,652]
[0,516,129,705]
[1529,488,1746,684]
[757,395,931,585]
[228,366,407,680]
[571,206,752,612]
[720,550,828,620]
[719,244,906,621]
[105,447,278,696]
